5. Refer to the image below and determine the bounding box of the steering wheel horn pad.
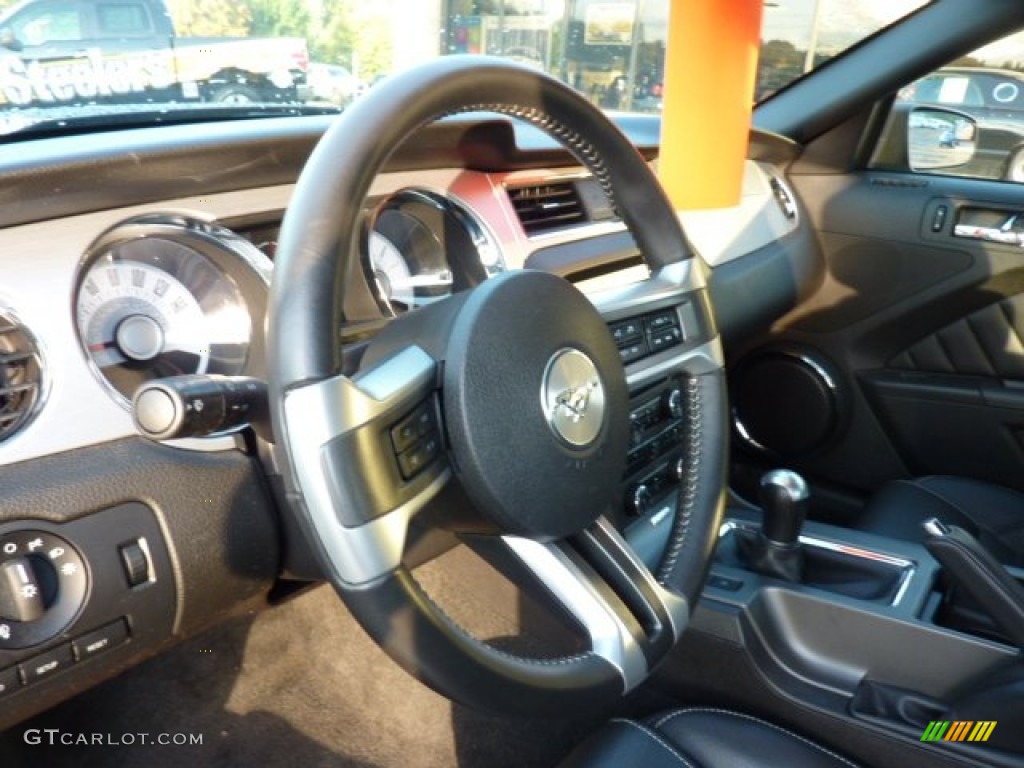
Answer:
[443,270,630,540]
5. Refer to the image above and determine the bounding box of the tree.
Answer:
[167,0,252,37]
[312,1,392,79]
[248,0,310,39]
[757,39,803,100]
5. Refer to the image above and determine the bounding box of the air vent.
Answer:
[0,310,43,442]
[508,181,587,235]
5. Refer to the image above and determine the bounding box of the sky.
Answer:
[762,0,928,53]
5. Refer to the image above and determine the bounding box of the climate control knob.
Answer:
[629,483,652,516]
[663,387,684,420]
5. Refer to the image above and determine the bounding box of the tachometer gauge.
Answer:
[363,189,501,315]
[75,214,271,405]
[368,231,453,311]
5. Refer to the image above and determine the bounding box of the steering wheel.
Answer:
[267,56,727,715]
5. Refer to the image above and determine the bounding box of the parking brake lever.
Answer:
[924,518,1024,649]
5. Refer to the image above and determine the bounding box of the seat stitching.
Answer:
[609,719,698,768]
[650,708,859,768]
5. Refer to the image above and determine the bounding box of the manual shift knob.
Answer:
[759,469,809,545]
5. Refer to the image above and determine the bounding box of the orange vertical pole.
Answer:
[659,0,763,210]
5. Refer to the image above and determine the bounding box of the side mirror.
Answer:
[908,107,977,170]
[873,101,979,174]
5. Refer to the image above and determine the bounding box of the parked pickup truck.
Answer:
[0,0,309,108]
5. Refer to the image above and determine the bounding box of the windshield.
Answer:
[0,0,929,137]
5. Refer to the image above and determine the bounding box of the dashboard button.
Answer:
[611,319,643,345]
[648,326,683,353]
[21,644,73,685]
[646,310,679,331]
[74,619,129,661]
[619,340,647,363]
[0,666,21,698]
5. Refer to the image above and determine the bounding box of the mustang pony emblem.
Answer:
[554,381,597,423]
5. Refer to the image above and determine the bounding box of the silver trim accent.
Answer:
[500,535,642,690]
[73,212,274,411]
[923,517,951,538]
[501,519,689,691]
[719,520,918,607]
[282,346,449,586]
[589,260,705,312]
[0,304,50,445]
[136,536,156,585]
[593,517,690,638]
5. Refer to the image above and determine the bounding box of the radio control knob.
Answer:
[629,483,652,516]
[663,387,684,420]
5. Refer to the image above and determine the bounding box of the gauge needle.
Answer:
[88,341,116,351]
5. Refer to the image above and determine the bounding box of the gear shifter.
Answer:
[741,469,809,583]
[760,469,809,546]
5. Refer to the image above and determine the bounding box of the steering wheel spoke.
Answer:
[281,345,451,586]
[500,517,688,693]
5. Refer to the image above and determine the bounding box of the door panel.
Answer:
[731,169,1024,507]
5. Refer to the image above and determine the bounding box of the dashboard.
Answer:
[0,111,815,728]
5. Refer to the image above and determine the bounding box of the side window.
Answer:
[874,31,1024,182]
[10,5,83,46]
[96,3,153,37]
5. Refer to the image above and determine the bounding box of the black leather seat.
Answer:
[561,708,859,767]
[859,475,1024,566]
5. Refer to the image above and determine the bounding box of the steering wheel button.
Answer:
[390,404,433,454]
[397,434,441,480]
[21,643,73,685]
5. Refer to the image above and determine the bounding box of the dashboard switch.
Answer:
[119,540,151,588]
[21,644,73,685]
[0,666,21,698]
[0,556,46,622]
[73,619,129,661]
[132,374,268,441]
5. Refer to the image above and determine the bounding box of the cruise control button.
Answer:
[390,404,434,454]
[0,666,21,698]
[397,434,441,480]
[21,644,73,684]
[73,619,129,661]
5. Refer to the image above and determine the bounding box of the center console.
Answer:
[692,474,1024,765]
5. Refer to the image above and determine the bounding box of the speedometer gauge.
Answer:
[75,214,271,405]
[78,262,210,379]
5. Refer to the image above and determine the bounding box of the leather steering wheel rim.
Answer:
[267,55,728,715]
